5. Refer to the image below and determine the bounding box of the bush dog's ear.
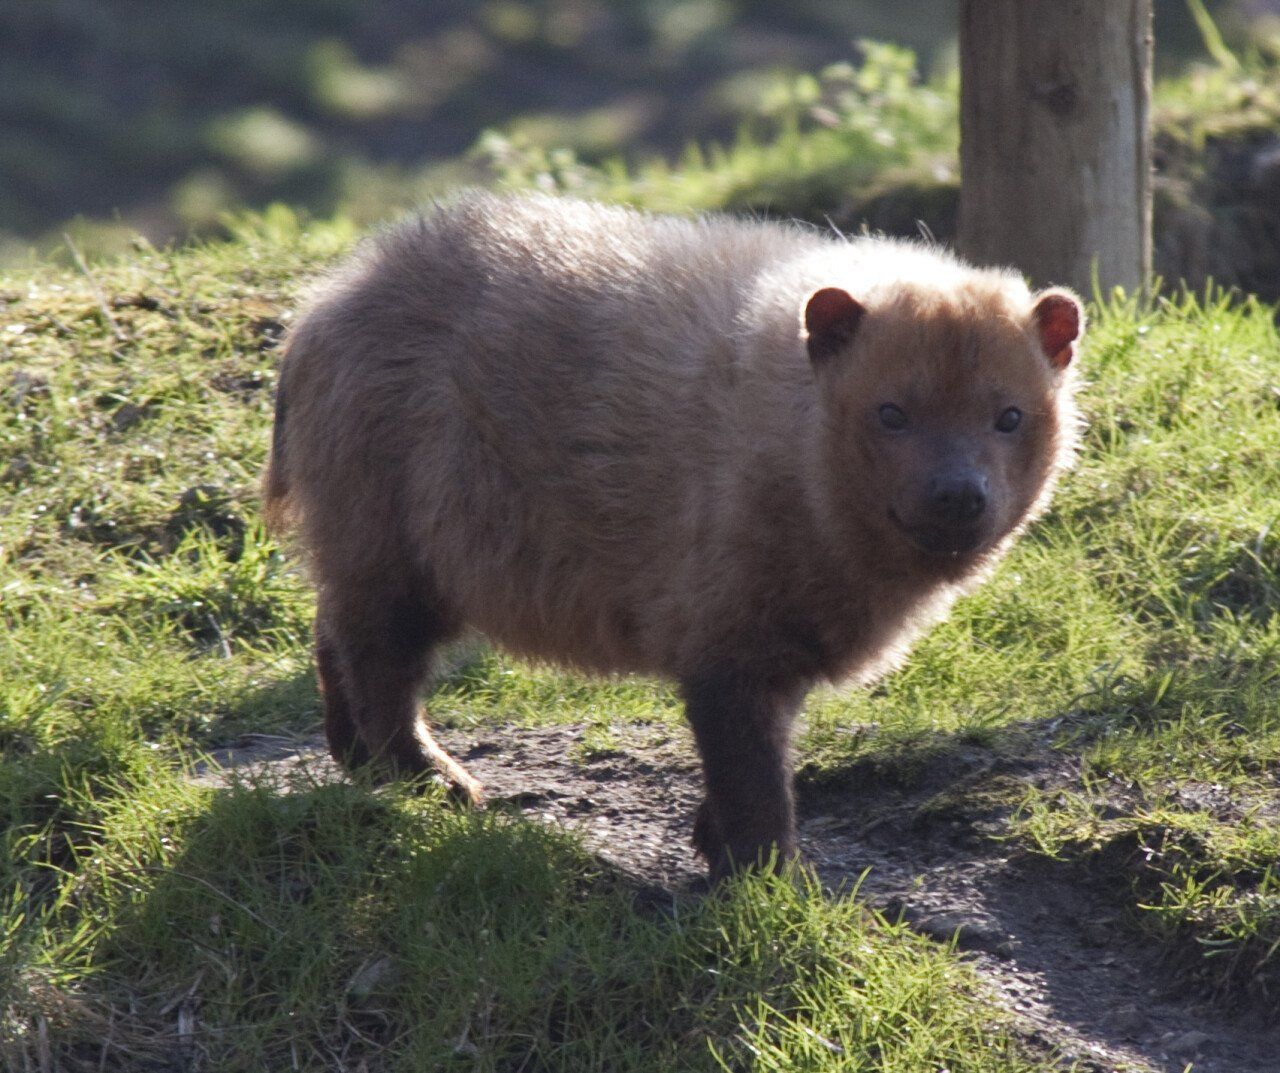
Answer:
[1032,289,1085,371]
[804,287,866,364]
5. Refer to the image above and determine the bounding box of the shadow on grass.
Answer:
[796,706,1065,831]
[795,662,1280,1018]
[187,663,321,756]
[14,759,1047,1073]
[28,777,624,1070]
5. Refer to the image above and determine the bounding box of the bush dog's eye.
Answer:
[995,407,1022,433]
[878,404,907,431]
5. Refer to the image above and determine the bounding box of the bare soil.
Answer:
[197,723,1280,1073]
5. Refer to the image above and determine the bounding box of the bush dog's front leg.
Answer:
[683,671,806,880]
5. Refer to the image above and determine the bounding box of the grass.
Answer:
[1,210,1069,1071]
[1010,294,1280,997]
[2,191,1279,1065]
[0,0,966,258]
[6,775,1047,1071]
[15,5,1280,306]
[476,39,959,225]
[480,29,1280,301]
[801,290,1280,998]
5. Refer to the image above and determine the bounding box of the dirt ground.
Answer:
[197,723,1280,1073]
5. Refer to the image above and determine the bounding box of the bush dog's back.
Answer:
[265,192,1083,878]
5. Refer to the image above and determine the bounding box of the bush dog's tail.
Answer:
[261,367,293,532]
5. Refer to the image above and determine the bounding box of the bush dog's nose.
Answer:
[928,472,988,524]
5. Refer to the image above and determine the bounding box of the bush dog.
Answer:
[263,192,1083,879]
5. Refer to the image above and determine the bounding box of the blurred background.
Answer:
[3,0,1280,294]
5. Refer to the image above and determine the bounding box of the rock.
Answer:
[915,911,1009,954]
[110,401,144,431]
[347,955,397,1000]
[10,370,49,403]
[1106,1006,1147,1038]
[802,814,846,834]
[1079,920,1113,947]
[1162,1029,1212,1057]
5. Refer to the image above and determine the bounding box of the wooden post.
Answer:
[957,0,1153,295]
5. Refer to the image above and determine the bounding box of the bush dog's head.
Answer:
[803,274,1083,567]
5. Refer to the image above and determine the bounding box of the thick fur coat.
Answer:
[264,192,1083,876]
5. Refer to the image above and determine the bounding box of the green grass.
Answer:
[15,7,1280,305]
[6,773,1047,1071]
[799,290,1280,996]
[1010,295,1280,996]
[478,31,1280,301]
[0,0,966,258]
[477,40,959,225]
[0,211,1071,1070]
[3,193,1280,1065]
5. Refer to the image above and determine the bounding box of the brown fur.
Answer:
[263,191,1083,878]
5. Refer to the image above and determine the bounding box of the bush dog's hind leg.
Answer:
[682,670,805,880]
[314,615,371,769]
[317,586,484,806]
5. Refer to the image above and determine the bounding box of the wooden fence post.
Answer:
[957,0,1153,294]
